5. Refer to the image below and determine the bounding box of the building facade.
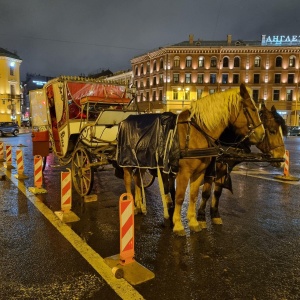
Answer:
[131,34,300,126]
[0,48,22,123]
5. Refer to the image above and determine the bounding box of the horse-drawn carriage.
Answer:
[31,80,286,235]
[30,76,154,196]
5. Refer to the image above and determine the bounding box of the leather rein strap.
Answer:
[178,118,220,159]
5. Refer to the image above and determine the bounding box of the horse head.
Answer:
[230,84,265,145]
[256,104,287,167]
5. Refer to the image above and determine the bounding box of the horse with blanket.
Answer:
[116,84,265,236]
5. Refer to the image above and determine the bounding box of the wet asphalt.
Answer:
[0,132,300,300]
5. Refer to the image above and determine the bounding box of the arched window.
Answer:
[174,56,180,67]
[234,57,240,68]
[198,56,204,67]
[289,55,296,67]
[275,56,282,67]
[140,64,144,75]
[160,59,164,69]
[211,57,217,68]
[223,57,229,68]
[135,66,138,76]
[186,56,192,68]
[153,60,157,72]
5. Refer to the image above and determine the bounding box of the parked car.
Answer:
[287,126,300,136]
[0,122,20,137]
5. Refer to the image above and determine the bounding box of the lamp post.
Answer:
[178,86,189,109]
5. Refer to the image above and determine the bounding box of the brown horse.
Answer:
[117,84,265,235]
[172,84,265,236]
[198,104,287,228]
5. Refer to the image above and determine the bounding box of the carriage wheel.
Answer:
[72,147,94,196]
[142,169,155,188]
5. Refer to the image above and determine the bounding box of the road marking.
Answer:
[232,169,300,185]
[0,166,144,300]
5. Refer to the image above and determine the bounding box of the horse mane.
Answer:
[189,87,249,132]
[271,107,288,136]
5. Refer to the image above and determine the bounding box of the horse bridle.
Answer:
[230,98,264,143]
[257,113,285,153]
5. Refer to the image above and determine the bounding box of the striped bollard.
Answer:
[119,193,135,265]
[28,155,47,194]
[0,142,5,162]
[4,145,15,170]
[55,169,79,223]
[14,150,28,180]
[61,169,72,212]
[104,193,155,285]
[283,150,289,176]
[274,149,299,182]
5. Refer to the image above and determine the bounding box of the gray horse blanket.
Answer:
[116,112,180,174]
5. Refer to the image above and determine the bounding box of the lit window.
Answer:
[198,56,204,68]
[289,56,296,67]
[286,89,293,101]
[254,56,261,67]
[185,73,191,83]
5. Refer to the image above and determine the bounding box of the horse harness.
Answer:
[178,98,263,159]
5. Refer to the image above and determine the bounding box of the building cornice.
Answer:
[131,46,300,64]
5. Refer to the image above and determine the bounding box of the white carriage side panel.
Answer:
[52,82,69,157]
[96,110,137,126]
[29,89,48,128]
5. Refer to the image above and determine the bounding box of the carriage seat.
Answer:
[80,96,131,106]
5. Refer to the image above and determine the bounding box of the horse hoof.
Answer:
[199,221,207,229]
[212,217,223,225]
[190,224,202,232]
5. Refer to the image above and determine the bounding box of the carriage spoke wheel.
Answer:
[72,147,94,196]
[142,169,155,188]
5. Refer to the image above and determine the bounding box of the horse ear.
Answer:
[271,105,277,113]
[240,83,250,99]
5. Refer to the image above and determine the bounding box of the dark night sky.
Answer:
[1,0,300,80]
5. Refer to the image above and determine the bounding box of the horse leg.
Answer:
[197,177,213,229]
[187,173,204,233]
[157,170,172,219]
[123,167,139,214]
[133,169,147,215]
[167,174,176,226]
[210,166,232,225]
[173,173,190,236]
[210,181,223,225]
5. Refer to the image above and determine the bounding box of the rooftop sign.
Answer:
[262,35,300,46]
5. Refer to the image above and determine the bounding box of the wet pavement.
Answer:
[0,132,300,299]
